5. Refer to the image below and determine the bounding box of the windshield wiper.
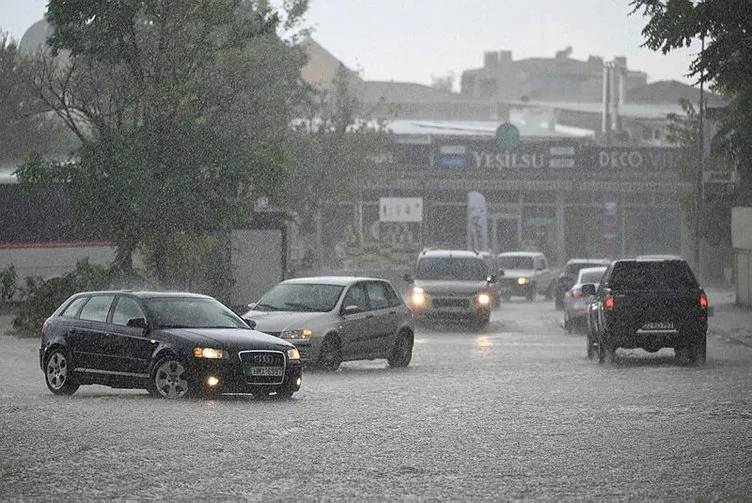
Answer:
[284,302,317,312]
[255,302,282,311]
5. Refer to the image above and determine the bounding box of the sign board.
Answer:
[496,123,520,151]
[379,197,423,223]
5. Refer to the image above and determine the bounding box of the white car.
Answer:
[563,266,607,333]
[497,251,554,301]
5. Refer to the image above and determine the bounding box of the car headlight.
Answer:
[287,347,300,360]
[411,287,426,307]
[281,328,313,339]
[193,347,225,359]
[477,293,491,306]
[517,277,530,285]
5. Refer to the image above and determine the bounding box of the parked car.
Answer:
[554,258,611,310]
[497,251,553,301]
[584,257,709,365]
[405,249,497,327]
[243,277,414,371]
[563,266,608,334]
[40,291,302,399]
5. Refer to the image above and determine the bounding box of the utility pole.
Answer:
[695,34,706,280]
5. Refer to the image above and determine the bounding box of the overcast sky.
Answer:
[2,0,700,88]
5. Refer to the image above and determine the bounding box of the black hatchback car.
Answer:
[40,291,303,399]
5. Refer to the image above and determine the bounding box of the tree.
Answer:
[17,1,309,288]
[430,72,455,93]
[631,0,752,204]
[0,32,71,163]
[284,64,391,266]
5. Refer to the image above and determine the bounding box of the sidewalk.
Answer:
[707,288,752,347]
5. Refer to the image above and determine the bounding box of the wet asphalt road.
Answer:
[1,298,751,501]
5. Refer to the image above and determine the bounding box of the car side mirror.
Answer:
[581,284,597,296]
[126,317,149,333]
[403,273,414,283]
[243,318,257,330]
[487,274,497,283]
[342,305,363,316]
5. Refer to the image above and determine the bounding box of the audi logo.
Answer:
[253,354,278,365]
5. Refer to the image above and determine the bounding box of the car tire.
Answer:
[44,349,79,396]
[387,331,413,368]
[674,345,691,365]
[501,292,511,302]
[318,335,342,371]
[689,334,707,366]
[587,333,597,360]
[564,313,573,334]
[599,340,616,365]
[526,287,536,302]
[148,355,195,399]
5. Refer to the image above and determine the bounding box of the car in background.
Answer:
[497,251,553,301]
[405,249,497,327]
[563,266,607,334]
[584,257,709,365]
[40,291,302,399]
[554,258,611,310]
[243,277,414,371]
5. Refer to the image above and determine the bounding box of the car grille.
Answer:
[432,297,470,308]
[238,350,286,385]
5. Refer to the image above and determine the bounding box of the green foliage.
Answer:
[19,0,309,280]
[0,265,17,302]
[12,260,153,337]
[631,0,752,204]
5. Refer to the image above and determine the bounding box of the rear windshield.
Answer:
[416,257,487,281]
[578,268,607,284]
[498,256,534,270]
[566,262,605,275]
[608,261,698,290]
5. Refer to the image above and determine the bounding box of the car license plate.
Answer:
[249,367,283,377]
[642,322,674,330]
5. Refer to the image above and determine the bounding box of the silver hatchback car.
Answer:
[242,277,414,371]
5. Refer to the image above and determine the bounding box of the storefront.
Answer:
[320,135,690,268]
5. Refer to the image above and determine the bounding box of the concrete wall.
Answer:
[731,207,752,306]
[0,245,116,281]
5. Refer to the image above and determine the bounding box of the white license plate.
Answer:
[642,322,674,330]
[249,367,283,377]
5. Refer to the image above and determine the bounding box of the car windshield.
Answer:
[145,297,248,329]
[255,283,344,312]
[416,257,487,281]
[498,256,535,270]
[579,267,607,284]
[609,261,698,291]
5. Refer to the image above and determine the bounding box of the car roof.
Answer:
[419,249,482,259]
[281,276,387,286]
[72,290,213,299]
[616,257,687,264]
[566,258,610,264]
[635,254,684,261]
[577,266,608,276]
[498,251,544,258]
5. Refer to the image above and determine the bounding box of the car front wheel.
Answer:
[689,334,707,366]
[587,333,597,360]
[44,349,79,395]
[387,331,413,368]
[149,357,195,399]
[318,336,342,371]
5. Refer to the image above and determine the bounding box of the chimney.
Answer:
[484,51,499,69]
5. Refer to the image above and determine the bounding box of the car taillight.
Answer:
[699,291,708,310]
[604,294,615,311]
[572,289,583,299]
[41,321,49,335]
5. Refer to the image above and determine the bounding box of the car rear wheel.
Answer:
[689,334,707,366]
[44,350,79,396]
[149,357,195,399]
[599,340,616,365]
[387,331,413,368]
[318,336,342,371]
[526,287,536,302]
[586,333,597,360]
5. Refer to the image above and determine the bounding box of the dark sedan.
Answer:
[40,291,302,399]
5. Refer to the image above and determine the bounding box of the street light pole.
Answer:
[695,33,706,280]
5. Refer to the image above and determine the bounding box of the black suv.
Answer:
[584,258,709,365]
[40,291,303,398]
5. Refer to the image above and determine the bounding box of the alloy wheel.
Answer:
[154,360,190,398]
[46,352,68,390]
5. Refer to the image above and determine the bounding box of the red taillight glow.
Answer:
[699,291,709,310]
[604,294,615,311]
[41,321,49,335]
[572,289,583,299]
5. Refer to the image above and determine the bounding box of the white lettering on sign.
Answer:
[470,151,546,170]
[598,151,647,169]
[379,197,423,223]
